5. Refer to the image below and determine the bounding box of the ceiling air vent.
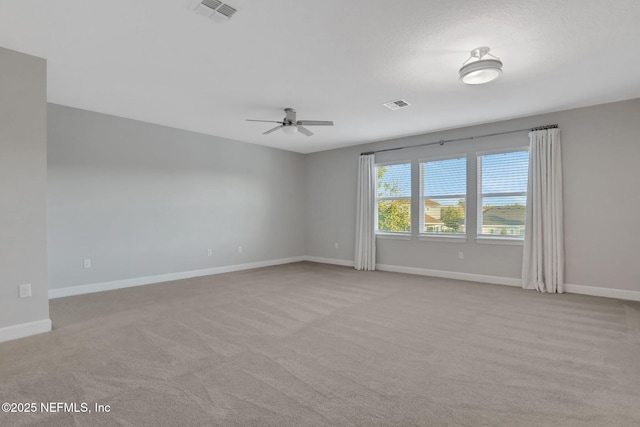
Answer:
[202,0,222,9]
[194,0,222,16]
[383,99,410,111]
[193,0,237,20]
[216,4,237,18]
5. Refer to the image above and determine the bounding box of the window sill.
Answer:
[419,235,467,243]
[475,237,524,245]
[376,233,412,240]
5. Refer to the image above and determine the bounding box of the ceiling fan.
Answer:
[246,108,333,136]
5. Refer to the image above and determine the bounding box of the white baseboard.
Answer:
[302,257,521,287]
[376,265,640,302]
[564,283,640,302]
[376,264,522,287]
[303,256,355,267]
[302,258,640,302]
[49,256,306,299]
[375,265,640,302]
[47,254,640,304]
[0,318,51,343]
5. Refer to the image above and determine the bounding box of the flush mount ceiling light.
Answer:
[459,47,503,85]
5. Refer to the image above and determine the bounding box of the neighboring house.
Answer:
[424,199,465,233]
[424,199,466,233]
[424,199,443,232]
[424,199,442,220]
[424,213,444,232]
[481,205,526,236]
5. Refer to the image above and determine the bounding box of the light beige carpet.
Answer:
[1,262,639,426]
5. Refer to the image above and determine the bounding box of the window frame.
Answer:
[418,154,468,240]
[374,161,412,237]
[476,146,529,241]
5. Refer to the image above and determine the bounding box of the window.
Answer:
[477,149,529,238]
[420,157,466,235]
[375,162,411,233]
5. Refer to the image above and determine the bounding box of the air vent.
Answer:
[202,0,222,9]
[216,4,237,18]
[194,0,221,16]
[383,99,410,111]
[193,0,237,20]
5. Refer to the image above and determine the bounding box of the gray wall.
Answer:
[0,47,49,328]
[306,98,640,292]
[48,104,305,290]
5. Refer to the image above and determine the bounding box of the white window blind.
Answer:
[420,157,466,235]
[478,149,529,237]
[375,163,411,233]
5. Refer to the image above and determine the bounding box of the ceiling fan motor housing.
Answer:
[284,108,297,125]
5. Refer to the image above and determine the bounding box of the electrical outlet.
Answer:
[207,249,212,256]
[84,259,91,269]
[458,252,464,260]
[19,283,32,298]
[238,246,243,253]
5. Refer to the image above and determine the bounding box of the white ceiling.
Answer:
[1,0,639,153]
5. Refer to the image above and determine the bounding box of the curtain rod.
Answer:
[360,124,558,156]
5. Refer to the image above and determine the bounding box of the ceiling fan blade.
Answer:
[247,119,285,124]
[297,126,313,136]
[263,125,283,135]
[296,120,334,126]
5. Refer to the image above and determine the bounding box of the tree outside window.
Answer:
[376,163,411,233]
